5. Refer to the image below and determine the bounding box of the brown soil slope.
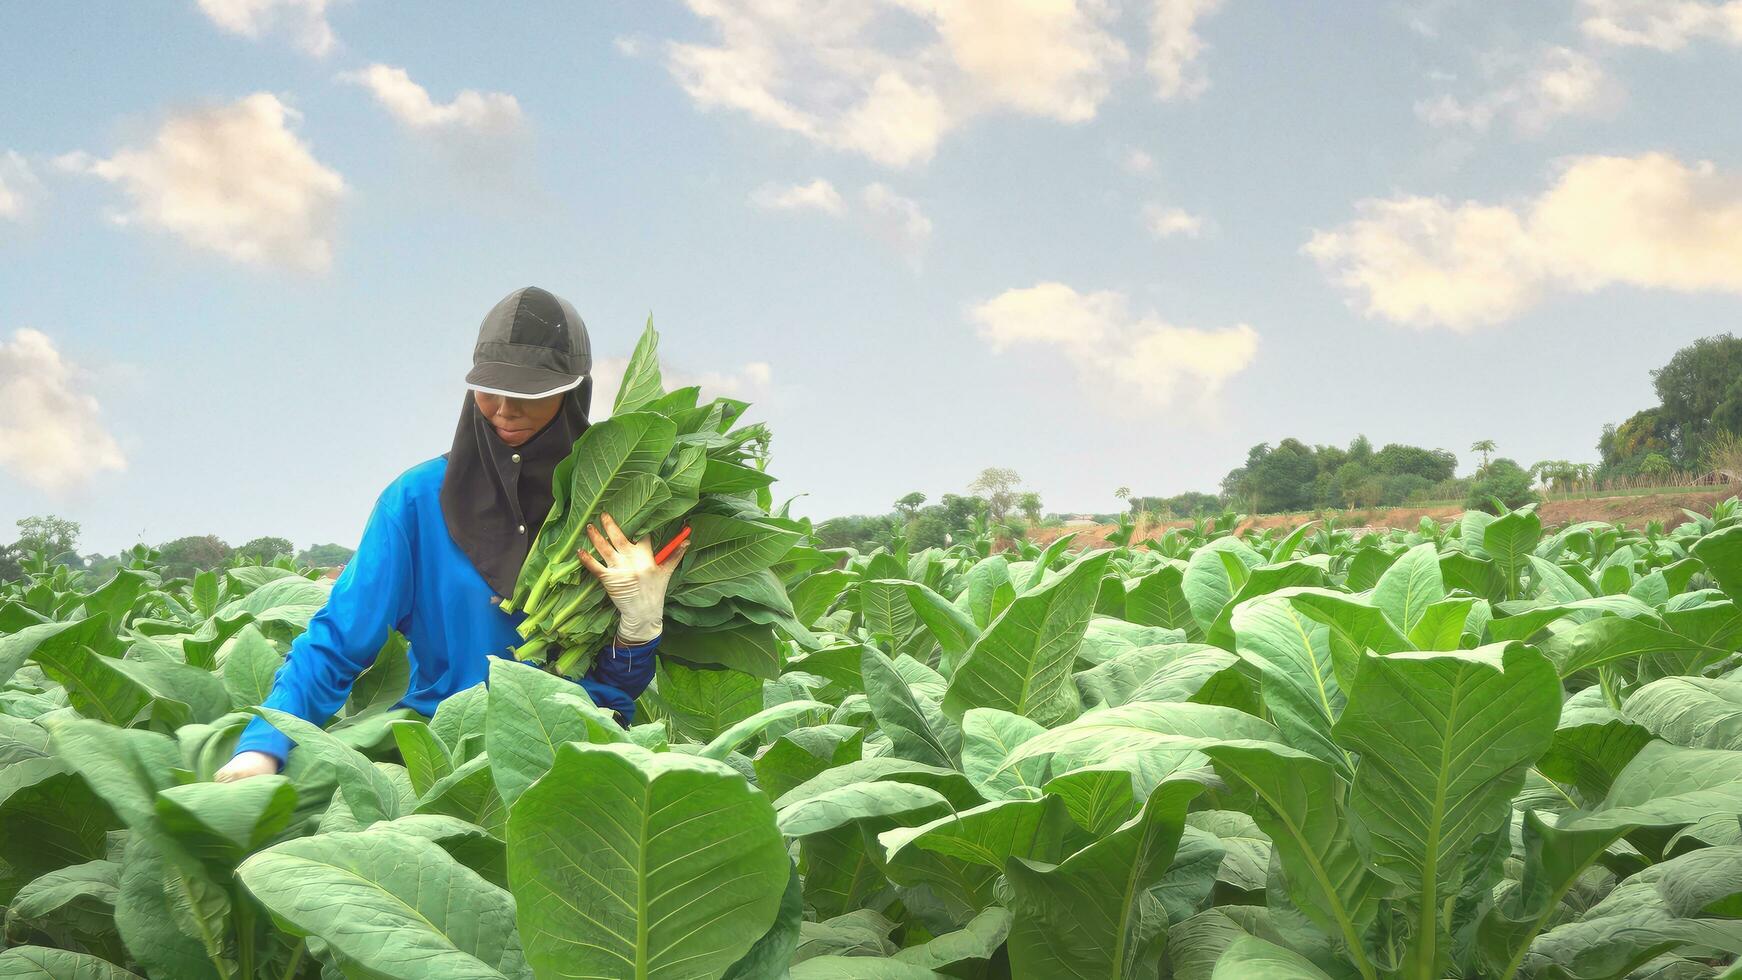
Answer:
[1031,489,1736,551]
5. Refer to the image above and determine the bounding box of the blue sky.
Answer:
[3,1,1742,553]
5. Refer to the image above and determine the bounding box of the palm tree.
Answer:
[1470,439,1496,476]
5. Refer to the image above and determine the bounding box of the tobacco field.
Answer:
[4,346,1742,979]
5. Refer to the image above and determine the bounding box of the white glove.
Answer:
[215,751,280,782]
[578,513,689,646]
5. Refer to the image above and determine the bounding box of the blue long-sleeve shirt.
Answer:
[235,455,658,765]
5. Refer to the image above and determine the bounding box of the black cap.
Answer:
[464,286,592,398]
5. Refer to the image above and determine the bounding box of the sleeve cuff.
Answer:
[610,634,662,656]
[577,678,636,727]
[234,717,290,768]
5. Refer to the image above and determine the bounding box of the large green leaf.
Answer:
[1372,542,1446,635]
[1124,565,1199,638]
[656,622,783,678]
[1074,642,1222,709]
[681,514,803,585]
[253,707,401,827]
[900,581,981,673]
[776,781,949,837]
[1475,809,1630,979]
[862,648,957,767]
[217,575,330,634]
[613,317,665,414]
[1285,590,1410,691]
[1536,687,1654,803]
[880,796,1072,922]
[1330,643,1562,976]
[429,682,488,755]
[1001,701,1278,781]
[1231,592,1350,776]
[943,552,1109,726]
[155,777,298,872]
[507,742,790,980]
[960,707,1049,800]
[1484,508,1542,599]
[1182,539,1263,634]
[1523,845,1742,977]
[390,719,454,797]
[239,828,528,979]
[1623,676,1742,750]
[1692,524,1742,603]
[415,753,507,836]
[1210,936,1335,979]
[1567,741,1742,831]
[774,758,980,813]
[113,830,219,980]
[890,906,1010,972]
[0,946,143,979]
[1004,779,1205,979]
[482,657,624,808]
[654,658,764,743]
[1202,740,1385,968]
[42,719,176,828]
[218,624,283,709]
[0,618,109,690]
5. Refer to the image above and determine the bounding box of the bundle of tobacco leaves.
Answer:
[501,320,813,677]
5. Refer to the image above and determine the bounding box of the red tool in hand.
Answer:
[653,525,691,566]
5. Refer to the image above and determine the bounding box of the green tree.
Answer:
[1372,443,1457,482]
[893,492,927,524]
[296,542,356,569]
[968,467,1023,522]
[1470,439,1496,475]
[236,536,295,565]
[157,535,232,580]
[1652,333,1742,465]
[1347,434,1374,464]
[13,514,80,560]
[1467,458,1537,513]
[1640,452,1674,478]
[1,515,83,581]
[1017,491,1043,524]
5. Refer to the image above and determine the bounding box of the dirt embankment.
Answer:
[1030,489,1737,551]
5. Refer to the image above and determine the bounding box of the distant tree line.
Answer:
[0,516,355,584]
[1599,333,1742,480]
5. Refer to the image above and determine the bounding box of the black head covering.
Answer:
[441,287,592,597]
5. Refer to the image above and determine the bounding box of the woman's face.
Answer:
[473,391,565,447]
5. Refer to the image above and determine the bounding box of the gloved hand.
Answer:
[578,513,689,646]
[214,750,280,783]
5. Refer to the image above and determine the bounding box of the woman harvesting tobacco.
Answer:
[217,286,688,782]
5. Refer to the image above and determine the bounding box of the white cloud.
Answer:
[1143,203,1205,238]
[663,0,1126,168]
[0,152,42,221]
[750,179,845,215]
[1416,47,1613,134]
[1305,152,1742,330]
[1147,0,1226,100]
[862,182,933,263]
[1580,0,1742,50]
[196,0,342,56]
[0,329,126,493]
[1120,147,1156,175]
[933,0,1128,120]
[57,93,345,271]
[971,282,1259,408]
[341,65,524,136]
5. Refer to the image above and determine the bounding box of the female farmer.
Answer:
[215,286,686,782]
